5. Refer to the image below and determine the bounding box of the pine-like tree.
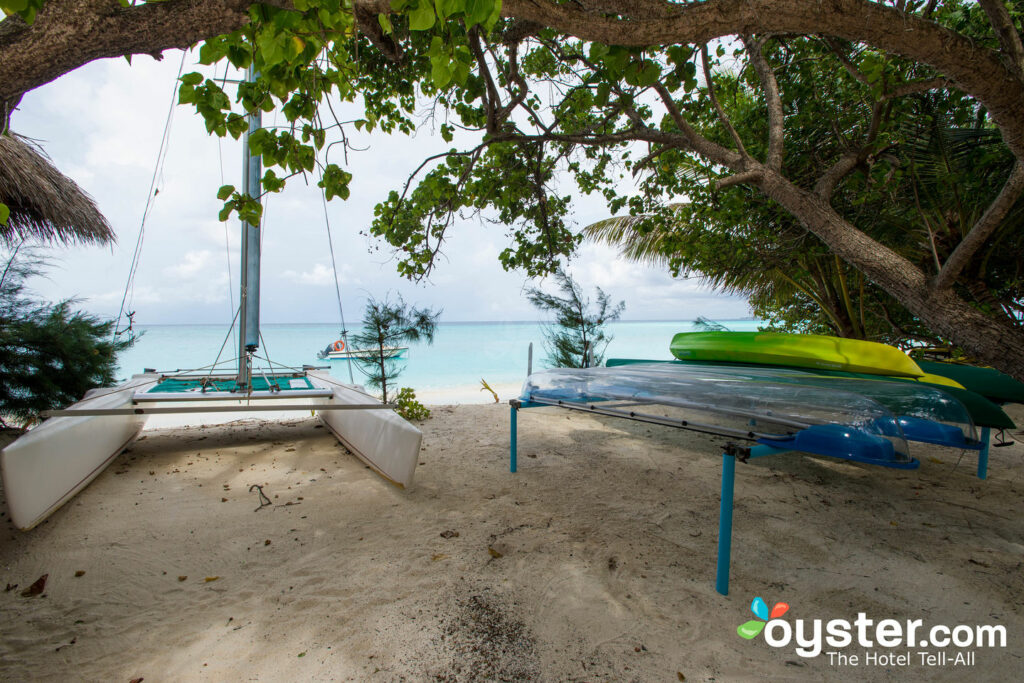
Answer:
[527,268,625,369]
[0,249,134,425]
[349,296,440,403]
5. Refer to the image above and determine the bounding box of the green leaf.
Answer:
[217,185,236,201]
[180,72,204,87]
[0,201,9,226]
[431,57,453,89]
[634,60,661,88]
[408,2,436,31]
[737,620,766,640]
[378,13,394,34]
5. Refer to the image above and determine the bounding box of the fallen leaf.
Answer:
[21,574,47,597]
[677,673,686,681]
[487,546,503,559]
[439,530,459,539]
[74,570,85,578]
[205,576,220,582]
[4,583,17,592]
[432,554,448,561]
[264,539,272,546]
[297,652,306,658]
[178,576,187,582]
[130,678,144,683]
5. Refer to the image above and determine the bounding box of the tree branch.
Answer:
[933,161,1024,290]
[651,82,742,168]
[743,35,783,170]
[716,169,763,189]
[978,0,1024,81]
[700,43,748,158]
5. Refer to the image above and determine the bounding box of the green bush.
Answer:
[1,251,133,425]
[393,387,430,421]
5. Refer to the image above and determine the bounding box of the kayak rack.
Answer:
[508,396,991,597]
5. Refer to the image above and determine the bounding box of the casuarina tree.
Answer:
[349,295,439,403]
[527,268,625,369]
[0,249,133,425]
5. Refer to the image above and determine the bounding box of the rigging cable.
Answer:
[216,60,237,353]
[113,50,189,339]
[320,174,355,383]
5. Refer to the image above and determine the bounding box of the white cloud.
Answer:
[164,250,216,279]
[282,263,341,286]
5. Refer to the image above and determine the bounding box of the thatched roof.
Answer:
[0,133,114,246]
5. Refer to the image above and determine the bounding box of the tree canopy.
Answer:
[2,0,1024,379]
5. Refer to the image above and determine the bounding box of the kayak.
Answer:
[670,332,924,378]
[914,360,1024,405]
[607,358,1015,430]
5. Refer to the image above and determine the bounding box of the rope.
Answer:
[114,50,188,339]
[216,60,237,353]
[319,172,355,383]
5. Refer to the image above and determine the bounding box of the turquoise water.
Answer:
[116,319,762,402]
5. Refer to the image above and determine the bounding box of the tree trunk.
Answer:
[758,170,1024,381]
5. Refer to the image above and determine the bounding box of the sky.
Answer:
[11,49,752,326]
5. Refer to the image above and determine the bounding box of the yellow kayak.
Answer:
[670,332,925,378]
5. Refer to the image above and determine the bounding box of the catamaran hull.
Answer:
[1,373,160,530]
[307,371,421,488]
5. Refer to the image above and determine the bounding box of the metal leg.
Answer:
[510,403,518,473]
[716,453,736,596]
[978,426,990,480]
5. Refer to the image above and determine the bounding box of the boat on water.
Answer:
[317,340,408,361]
[670,331,925,378]
[0,67,421,530]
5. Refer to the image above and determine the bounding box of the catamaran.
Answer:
[0,66,422,531]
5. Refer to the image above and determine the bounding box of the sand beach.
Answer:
[0,402,1021,681]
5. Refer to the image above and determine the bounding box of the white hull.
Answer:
[307,370,421,488]
[1,373,160,530]
[323,346,407,360]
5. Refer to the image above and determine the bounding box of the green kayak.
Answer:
[670,332,925,378]
[915,360,1024,406]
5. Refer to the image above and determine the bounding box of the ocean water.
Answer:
[116,319,762,403]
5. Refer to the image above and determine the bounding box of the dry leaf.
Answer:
[178,576,187,582]
[439,530,459,539]
[21,574,47,597]
[74,570,85,578]
[487,546,503,559]
[204,576,220,583]
[432,554,448,561]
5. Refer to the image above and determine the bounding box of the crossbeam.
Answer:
[41,403,393,417]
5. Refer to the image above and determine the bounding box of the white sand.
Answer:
[0,403,1022,681]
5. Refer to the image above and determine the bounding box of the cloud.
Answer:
[282,263,333,286]
[164,250,216,279]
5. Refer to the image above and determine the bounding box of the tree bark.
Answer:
[757,168,1024,380]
